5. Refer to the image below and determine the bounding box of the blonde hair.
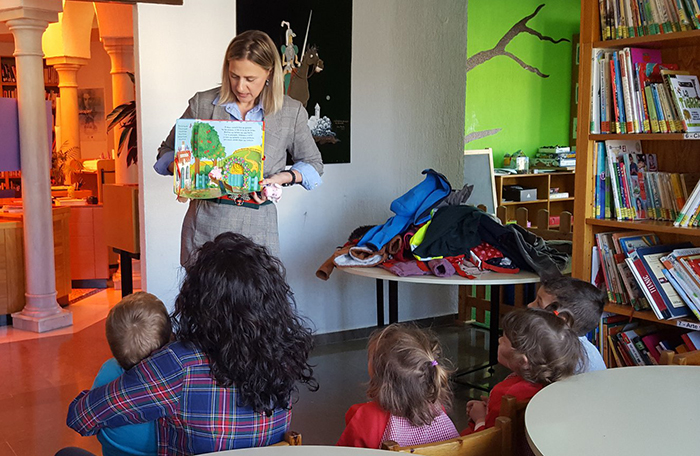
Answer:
[219,30,285,115]
[105,292,172,370]
[501,308,582,385]
[366,324,453,427]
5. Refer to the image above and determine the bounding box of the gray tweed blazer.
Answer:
[157,87,324,178]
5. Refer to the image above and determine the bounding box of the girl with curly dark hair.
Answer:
[67,233,317,456]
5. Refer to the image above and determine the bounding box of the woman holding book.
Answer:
[154,30,324,264]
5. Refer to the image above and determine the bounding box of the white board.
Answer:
[464,148,497,213]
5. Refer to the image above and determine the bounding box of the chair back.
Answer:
[381,416,512,456]
[500,394,534,456]
[660,349,700,365]
[270,431,302,446]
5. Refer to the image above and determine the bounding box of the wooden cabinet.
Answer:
[69,205,110,286]
[0,207,71,314]
[495,172,575,225]
[573,2,700,329]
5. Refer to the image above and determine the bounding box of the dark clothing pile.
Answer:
[316,169,570,281]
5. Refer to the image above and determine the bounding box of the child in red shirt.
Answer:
[464,307,583,434]
[337,324,459,448]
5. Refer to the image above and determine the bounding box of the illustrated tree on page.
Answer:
[464,3,569,145]
[191,122,226,175]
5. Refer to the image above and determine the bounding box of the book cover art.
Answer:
[666,73,700,132]
[615,232,660,257]
[636,243,694,319]
[173,119,264,199]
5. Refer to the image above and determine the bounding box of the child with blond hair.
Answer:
[337,324,459,448]
[91,292,172,456]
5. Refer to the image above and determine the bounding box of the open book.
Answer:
[173,119,264,199]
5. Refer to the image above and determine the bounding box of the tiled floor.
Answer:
[0,291,507,455]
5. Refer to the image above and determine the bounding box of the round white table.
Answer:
[200,445,390,455]
[525,366,700,456]
[341,267,540,390]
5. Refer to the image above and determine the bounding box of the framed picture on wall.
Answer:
[237,0,352,164]
[78,88,105,141]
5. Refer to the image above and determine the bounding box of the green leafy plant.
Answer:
[106,72,137,166]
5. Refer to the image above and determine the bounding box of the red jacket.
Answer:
[462,373,542,435]
[337,401,390,448]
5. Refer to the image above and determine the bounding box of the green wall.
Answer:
[465,1,581,167]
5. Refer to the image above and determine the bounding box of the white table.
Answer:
[200,446,389,455]
[341,267,540,389]
[525,366,700,456]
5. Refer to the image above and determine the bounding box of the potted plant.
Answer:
[106,73,137,166]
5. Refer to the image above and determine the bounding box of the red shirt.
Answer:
[462,373,542,435]
[337,402,390,448]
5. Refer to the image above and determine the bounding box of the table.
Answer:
[341,267,540,388]
[200,445,390,455]
[525,366,700,456]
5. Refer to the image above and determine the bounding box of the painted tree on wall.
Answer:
[464,3,569,146]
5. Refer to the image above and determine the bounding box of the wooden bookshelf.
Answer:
[1,55,58,101]
[495,172,575,225]
[574,2,700,335]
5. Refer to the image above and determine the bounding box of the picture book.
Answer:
[664,72,700,132]
[614,232,660,257]
[173,119,265,200]
[636,243,694,319]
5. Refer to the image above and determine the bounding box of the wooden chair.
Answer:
[659,349,700,366]
[500,395,534,456]
[381,416,512,456]
[270,431,302,446]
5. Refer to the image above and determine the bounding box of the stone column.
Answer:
[6,16,72,332]
[102,37,136,184]
[47,57,89,165]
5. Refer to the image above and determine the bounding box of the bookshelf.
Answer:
[1,55,59,105]
[495,172,575,225]
[573,2,700,329]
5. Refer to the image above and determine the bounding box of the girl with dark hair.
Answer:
[66,233,317,456]
[337,324,459,448]
[463,307,582,435]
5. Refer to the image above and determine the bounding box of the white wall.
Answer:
[136,0,467,334]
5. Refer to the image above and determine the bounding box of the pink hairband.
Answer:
[431,360,438,366]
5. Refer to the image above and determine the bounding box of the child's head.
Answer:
[366,324,452,427]
[499,308,582,385]
[528,276,606,336]
[106,292,172,370]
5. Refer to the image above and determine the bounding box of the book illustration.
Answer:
[615,232,660,257]
[666,73,700,132]
[173,119,265,200]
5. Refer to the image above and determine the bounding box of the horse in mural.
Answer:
[286,46,323,108]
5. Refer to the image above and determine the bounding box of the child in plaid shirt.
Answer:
[337,324,459,448]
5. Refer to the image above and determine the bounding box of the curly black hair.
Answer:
[172,232,318,415]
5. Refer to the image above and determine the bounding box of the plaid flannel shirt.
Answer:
[67,341,290,456]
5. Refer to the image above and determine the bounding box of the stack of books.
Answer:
[599,0,700,40]
[592,139,700,221]
[600,314,700,367]
[589,47,700,135]
[530,146,576,171]
[593,231,700,320]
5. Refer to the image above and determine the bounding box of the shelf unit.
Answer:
[1,55,59,104]
[495,172,575,225]
[573,3,700,329]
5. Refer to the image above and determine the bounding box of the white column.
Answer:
[48,57,89,166]
[7,16,71,332]
[103,37,136,184]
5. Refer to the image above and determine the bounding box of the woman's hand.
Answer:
[260,170,300,188]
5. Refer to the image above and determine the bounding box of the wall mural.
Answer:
[465,4,569,146]
[464,1,580,168]
[237,0,352,164]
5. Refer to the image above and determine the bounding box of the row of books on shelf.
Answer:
[599,0,700,40]
[1,63,58,85]
[589,47,700,134]
[1,62,16,83]
[593,230,700,321]
[592,140,700,221]
[599,313,700,367]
